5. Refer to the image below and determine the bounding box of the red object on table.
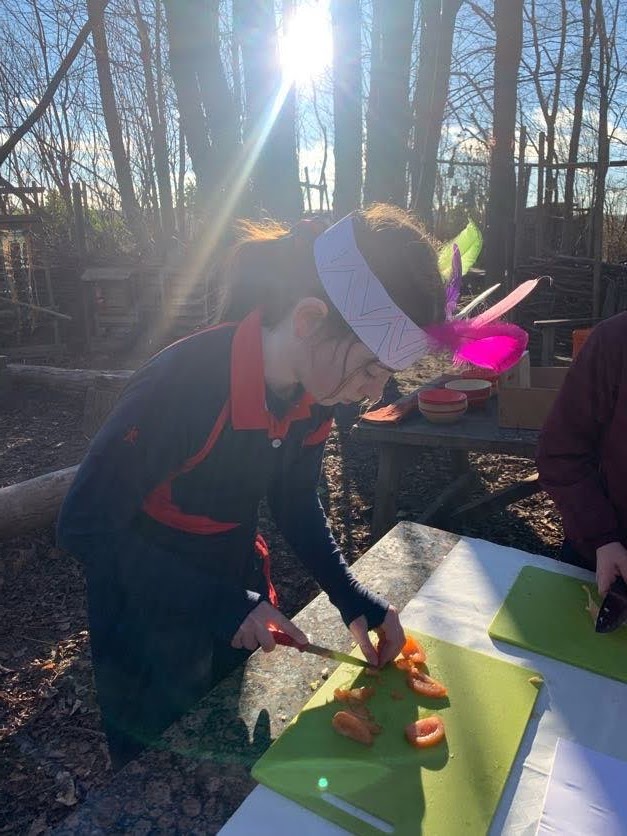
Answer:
[418,388,466,405]
[445,378,491,408]
[572,328,592,359]
[361,393,421,425]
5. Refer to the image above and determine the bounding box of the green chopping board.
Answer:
[489,566,627,683]
[252,631,540,836]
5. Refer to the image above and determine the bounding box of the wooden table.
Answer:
[352,395,541,539]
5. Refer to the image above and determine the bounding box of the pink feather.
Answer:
[473,276,547,326]
[425,320,529,374]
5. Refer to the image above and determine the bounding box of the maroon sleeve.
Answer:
[536,320,622,555]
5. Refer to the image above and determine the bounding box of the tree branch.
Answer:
[0,0,110,169]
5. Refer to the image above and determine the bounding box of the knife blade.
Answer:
[595,576,627,633]
[269,628,372,669]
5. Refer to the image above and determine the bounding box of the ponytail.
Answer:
[212,206,445,331]
[211,217,331,325]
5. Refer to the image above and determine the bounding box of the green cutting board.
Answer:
[489,566,627,683]
[252,631,540,836]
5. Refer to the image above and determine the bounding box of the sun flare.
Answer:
[280,3,332,84]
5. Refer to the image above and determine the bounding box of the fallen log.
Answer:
[7,364,133,394]
[0,466,79,541]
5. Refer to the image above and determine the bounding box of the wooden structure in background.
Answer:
[0,188,70,362]
[513,254,627,364]
[81,255,209,355]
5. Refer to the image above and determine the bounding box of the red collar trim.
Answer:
[230,310,314,437]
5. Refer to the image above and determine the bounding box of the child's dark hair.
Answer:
[212,204,446,337]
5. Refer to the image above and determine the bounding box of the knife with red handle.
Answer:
[269,628,371,669]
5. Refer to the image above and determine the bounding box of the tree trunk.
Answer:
[484,0,524,287]
[195,0,240,190]
[410,0,462,229]
[87,0,149,252]
[592,0,612,317]
[364,0,414,207]
[562,0,594,253]
[7,363,132,393]
[177,123,187,241]
[162,0,237,204]
[330,0,362,216]
[526,0,567,209]
[132,0,175,246]
[234,0,302,220]
[0,467,79,541]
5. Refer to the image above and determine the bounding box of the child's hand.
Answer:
[231,601,308,653]
[349,605,404,668]
[374,606,405,666]
[596,541,627,597]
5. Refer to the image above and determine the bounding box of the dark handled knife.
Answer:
[269,628,371,668]
[595,576,627,633]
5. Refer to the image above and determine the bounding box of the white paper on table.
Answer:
[537,738,627,836]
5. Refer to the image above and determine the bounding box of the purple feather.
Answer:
[444,244,463,319]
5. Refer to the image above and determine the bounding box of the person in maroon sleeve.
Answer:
[57,204,526,770]
[536,312,627,596]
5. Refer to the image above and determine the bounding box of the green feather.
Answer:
[438,219,483,281]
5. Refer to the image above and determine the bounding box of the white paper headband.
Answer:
[313,214,431,370]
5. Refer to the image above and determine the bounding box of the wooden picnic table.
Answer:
[352,391,541,540]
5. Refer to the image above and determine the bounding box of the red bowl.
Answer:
[444,378,491,407]
[418,388,467,406]
[418,388,468,423]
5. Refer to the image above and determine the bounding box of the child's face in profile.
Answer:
[301,335,393,406]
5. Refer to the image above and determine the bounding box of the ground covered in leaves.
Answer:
[0,358,564,834]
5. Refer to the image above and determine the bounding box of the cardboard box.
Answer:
[498,366,569,430]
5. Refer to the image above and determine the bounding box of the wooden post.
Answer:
[372,446,403,541]
[321,172,328,212]
[304,166,313,214]
[512,126,527,289]
[592,138,610,318]
[83,375,126,438]
[72,180,87,260]
[536,132,545,256]
[0,355,10,395]
[42,262,60,347]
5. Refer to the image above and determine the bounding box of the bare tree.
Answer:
[524,0,568,206]
[484,0,524,286]
[330,0,361,215]
[410,0,462,228]
[561,0,595,252]
[0,0,110,172]
[162,0,237,205]
[132,0,175,244]
[364,0,414,207]
[591,0,619,315]
[234,0,301,219]
[87,0,149,250]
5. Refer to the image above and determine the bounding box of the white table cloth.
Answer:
[219,536,627,835]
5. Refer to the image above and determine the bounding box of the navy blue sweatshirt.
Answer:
[57,310,387,642]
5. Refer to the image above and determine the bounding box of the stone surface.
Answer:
[52,522,459,835]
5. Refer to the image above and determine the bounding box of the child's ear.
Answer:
[292,298,329,339]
